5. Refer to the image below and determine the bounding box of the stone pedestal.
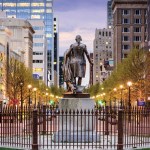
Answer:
[53,98,99,143]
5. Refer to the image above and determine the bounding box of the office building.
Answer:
[112,0,147,66]
[0,18,34,69]
[93,28,113,84]
[148,0,150,45]
[89,53,93,86]
[53,17,59,87]
[29,20,47,84]
[107,0,113,28]
[59,56,64,88]
[0,0,54,86]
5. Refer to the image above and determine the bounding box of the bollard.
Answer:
[32,109,38,150]
[117,109,123,150]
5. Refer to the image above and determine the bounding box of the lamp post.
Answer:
[46,93,48,105]
[33,88,37,107]
[113,88,117,108]
[28,84,32,107]
[127,81,132,122]
[20,82,23,123]
[120,85,123,108]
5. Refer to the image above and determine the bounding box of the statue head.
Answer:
[75,35,82,43]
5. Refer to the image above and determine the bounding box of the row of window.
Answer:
[122,18,147,24]
[33,35,44,38]
[33,60,43,63]
[122,9,147,15]
[122,27,147,33]
[122,36,142,42]
[99,31,111,37]
[33,52,43,55]
[1,3,52,7]
[33,43,44,47]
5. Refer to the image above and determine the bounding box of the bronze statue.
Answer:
[63,49,75,92]
[65,35,93,88]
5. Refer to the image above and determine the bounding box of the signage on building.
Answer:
[137,99,145,106]
[33,74,40,79]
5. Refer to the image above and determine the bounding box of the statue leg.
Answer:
[78,77,82,85]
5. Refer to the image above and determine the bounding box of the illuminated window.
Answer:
[17,3,30,7]
[46,33,52,38]
[46,9,52,13]
[31,15,41,19]
[33,68,43,72]
[3,3,16,7]
[32,9,45,13]
[31,3,44,7]
[46,3,52,7]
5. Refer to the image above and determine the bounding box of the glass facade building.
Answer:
[0,0,54,85]
[107,0,113,28]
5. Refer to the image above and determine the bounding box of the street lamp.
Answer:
[119,85,123,108]
[20,82,23,123]
[127,81,132,122]
[33,88,37,107]
[27,84,32,107]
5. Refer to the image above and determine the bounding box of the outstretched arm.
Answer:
[84,46,93,65]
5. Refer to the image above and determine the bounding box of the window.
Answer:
[33,60,43,63]
[124,54,128,58]
[122,9,130,15]
[123,18,130,24]
[134,27,141,32]
[46,3,52,7]
[17,3,30,7]
[33,68,43,72]
[109,32,111,36]
[134,36,141,41]
[33,43,44,47]
[3,3,16,7]
[33,26,44,30]
[33,35,44,38]
[134,18,141,24]
[122,27,129,32]
[31,3,44,7]
[122,45,130,50]
[33,52,43,55]
[123,36,129,41]
[135,10,141,15]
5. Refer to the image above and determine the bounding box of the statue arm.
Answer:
[84,46,93,65]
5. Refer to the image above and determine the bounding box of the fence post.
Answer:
[105,106,109,135]
[117,109,123,150]
[0,103,2,123]
[42,105,46,134]
[32,109,38,150]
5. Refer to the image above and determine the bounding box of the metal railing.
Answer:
[0,106,150,150]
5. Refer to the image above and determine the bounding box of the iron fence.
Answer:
[0,106,150,150]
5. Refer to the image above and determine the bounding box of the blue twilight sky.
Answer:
[54,0,108,86]
[54,0,108,56]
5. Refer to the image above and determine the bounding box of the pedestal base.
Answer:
[63,93,90,98]
[53,131,100,143]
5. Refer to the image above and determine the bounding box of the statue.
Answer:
[64,35,93,92]
[63,49,75,92]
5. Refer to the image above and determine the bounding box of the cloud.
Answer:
[56,7,107,56]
